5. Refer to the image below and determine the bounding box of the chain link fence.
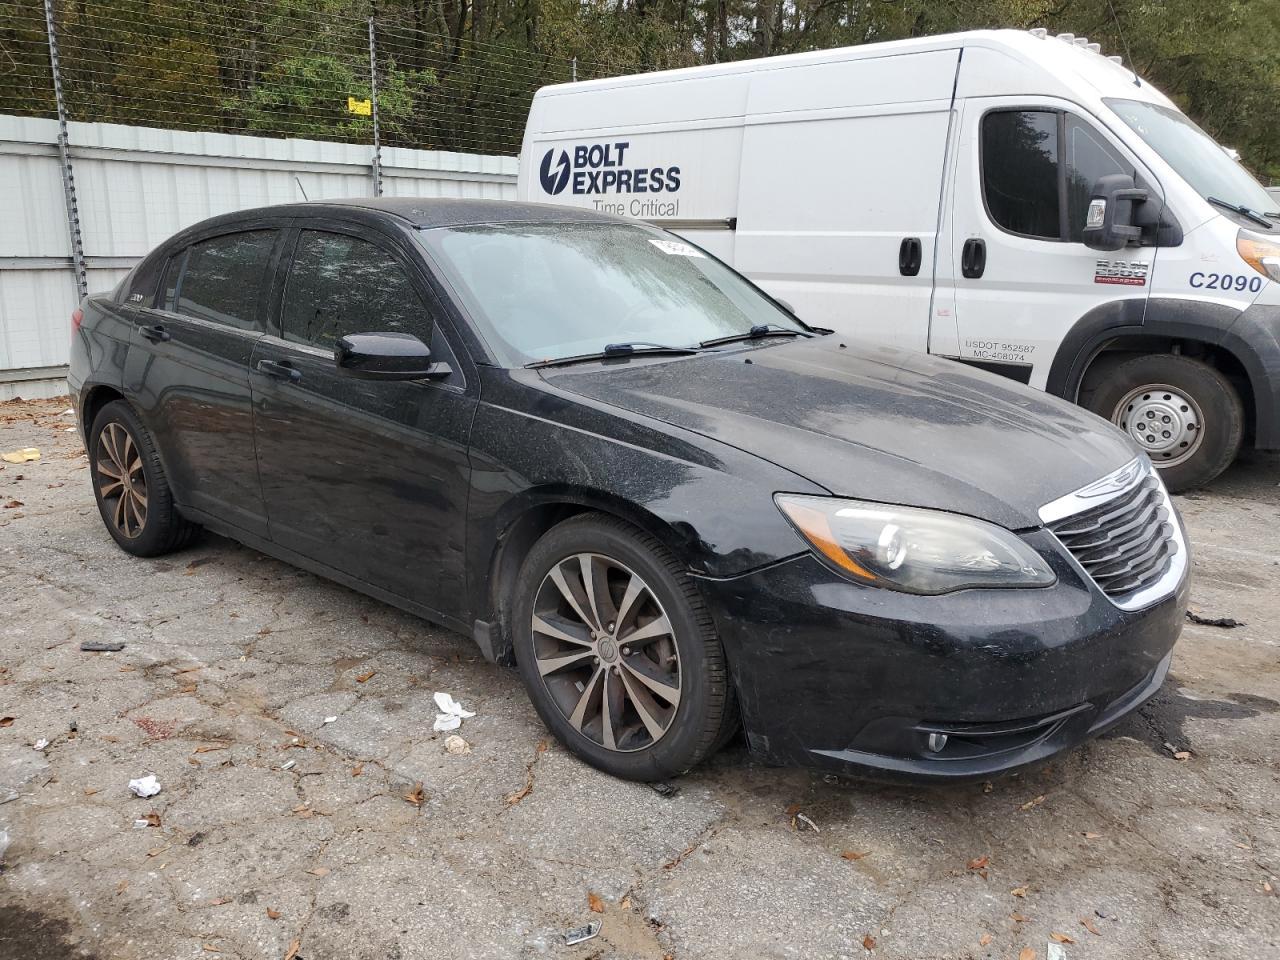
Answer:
[1,0,613,157]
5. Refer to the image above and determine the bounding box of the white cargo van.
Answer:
[517,29,1280,490]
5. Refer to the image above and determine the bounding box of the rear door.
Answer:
[733,49,960,350]
[249,221,476,620]
[123,225,281,537]
[934,98,1160,387]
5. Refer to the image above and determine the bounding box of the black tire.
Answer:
[88,400,199,557]
[512,513,737,781]
[1085,354,1243,493]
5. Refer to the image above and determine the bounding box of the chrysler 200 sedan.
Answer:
[68,199,1188,782]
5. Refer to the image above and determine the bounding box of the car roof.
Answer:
[188,197,628,234]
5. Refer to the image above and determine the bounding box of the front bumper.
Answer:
[697,531,1187,783]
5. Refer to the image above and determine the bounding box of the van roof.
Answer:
[534,29,1174,110]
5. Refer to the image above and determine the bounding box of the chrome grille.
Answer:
[1040,459,1185,610]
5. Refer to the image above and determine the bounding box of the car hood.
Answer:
[543,337,1140,529]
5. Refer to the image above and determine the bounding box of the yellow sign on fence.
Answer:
[347,96,372,116]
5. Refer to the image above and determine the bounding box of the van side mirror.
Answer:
[335,332,450,381]
[1082,174,1149,251]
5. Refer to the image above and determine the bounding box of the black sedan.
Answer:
[68,199,1188,782]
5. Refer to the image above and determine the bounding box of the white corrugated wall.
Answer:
[0,115,518,399]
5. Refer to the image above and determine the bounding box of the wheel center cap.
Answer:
[598,637,618,663]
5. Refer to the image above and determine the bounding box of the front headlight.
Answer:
[1237,230,1280,282]
[775,495,1056,595]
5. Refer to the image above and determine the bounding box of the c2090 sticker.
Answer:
[1190,271,1264,293]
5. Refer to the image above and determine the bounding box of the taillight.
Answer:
[71,308,83,332]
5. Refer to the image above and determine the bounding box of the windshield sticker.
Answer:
[1095,259,1149,286]
[648,238,704,258]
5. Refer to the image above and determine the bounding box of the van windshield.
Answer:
[418,221,806,366]
[1105,98,1279,217]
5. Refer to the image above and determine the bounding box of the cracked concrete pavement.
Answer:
[1,395,1278,960]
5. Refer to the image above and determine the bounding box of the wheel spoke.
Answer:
[531,614,593,648]
[125,455,143,480]
[536,648,595,677]
[567,666,604,731]
[102,425,123,471]
[613,574,646,633]
[97,459,122,481]
[132,486,148,509]
[99,478,124,497]
[619,669,667,742]
[601,671,621,750]
[112,487,127,532]
[579,554,607,632]
[549,561,599,631]
[122,430,135,470]
[620,656,681,707]
[619,613,672,647]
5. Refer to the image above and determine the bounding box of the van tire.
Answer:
[1085,354,1242,492]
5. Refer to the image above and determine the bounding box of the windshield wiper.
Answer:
[699,323,812,349]
[1207,196,1274,229]
[525,342,703,369]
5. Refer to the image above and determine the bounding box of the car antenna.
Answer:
[1106,0,1141,88]
[295,177,310,201]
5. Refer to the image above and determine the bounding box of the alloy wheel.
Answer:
[1112,383,1204,467]
[530,553,682,752]
[96,422,148,539]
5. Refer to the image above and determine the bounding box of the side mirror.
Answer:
[1082,173,1149,251]
[775,298,797,315]
[334,332,450,381]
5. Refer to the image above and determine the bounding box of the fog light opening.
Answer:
[926,732,948,754]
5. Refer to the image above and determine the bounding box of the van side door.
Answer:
[122,225,282,538]
[935,98,1162,387]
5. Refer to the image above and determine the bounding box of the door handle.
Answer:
[139,323,170,343]
[898,237,922,277]
[961,238,987,279]
[257,358,302,382]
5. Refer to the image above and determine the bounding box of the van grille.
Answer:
[1047,473,1177,600]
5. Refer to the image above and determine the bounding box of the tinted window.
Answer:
[982,111,1061,240]
[281,231,429,349]
[1065,117,1132,241]
[173,231,275,329]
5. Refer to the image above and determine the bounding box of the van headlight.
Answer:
[1237,230,1280,282]
[775,495,1056,595]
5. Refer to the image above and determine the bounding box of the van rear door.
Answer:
[733,48,960,352]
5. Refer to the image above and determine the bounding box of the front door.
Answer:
[934,98,1162,389]
[123,227,280,538]
[249,224,475,621]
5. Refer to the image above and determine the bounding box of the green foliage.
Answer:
[0,0,1276,176]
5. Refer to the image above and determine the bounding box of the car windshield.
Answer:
[418,221,806,366]
[1105,98,1279,217]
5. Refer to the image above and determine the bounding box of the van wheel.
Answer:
[1085,354,1242,492]
[89,400,199,556]
[511,514,736,781]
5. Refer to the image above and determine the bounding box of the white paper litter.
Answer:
[281,760,296,771]
[321,716,337,725]
[1047,943,1067,960]
[128,775,161,798]
[432,692,475,732]
[133,819,150,829]
[32,738,49,751]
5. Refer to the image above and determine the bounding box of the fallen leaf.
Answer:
[203,945,221,953]
[179,682,197,694]
[306,867,330,877]
[266,908,281,920]
[116,879,129,894]
[1080,916,1102,936]
[355,669,376,683]
[536,739,549,753]
[862,934,876,950]
[1050,932,1075,944]
[143,810,162,828]
[1019,795,1045,811]
[1019,949,1035,960]
[967,855,990,870]
[979,933,993,946]
[1011,912,1030,923]
[1010,886,1027,898]
[620,896,632,910]
[1082,832,1103,839]
[284,939,301,960]
[404,781,425,807]
[1264,880,1274,895]
[785,802,802,816]
[1173,750,1191,761]
[351,763,364,777]
[444,734,471,755]
[1,448,40,464]
[193,744,227,754]
[3,500,23,509]
[841,850,871,861]
[208,897,231,906]
[588,892,605,913]
[0,717,13,727]
[83,788,98,796]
